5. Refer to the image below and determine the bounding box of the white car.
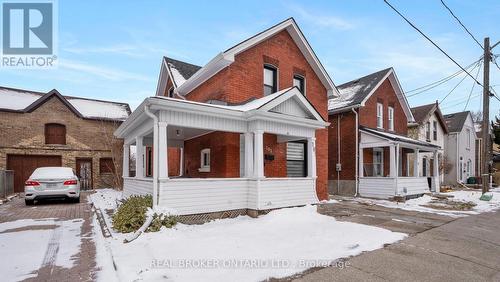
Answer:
[24,167,80,205]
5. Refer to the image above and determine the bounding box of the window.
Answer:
[466,129,471,149]
[199,148,210,172]
[167,87,174,98]
[293,75,305,95]
[263,65,277,96]
[373,148,384,177]
[425,122,431,141]
[45,123,66,145]
[433,121,438,141]
[376,103,383,129]
[388,106,394,131]
[99,158,115,174]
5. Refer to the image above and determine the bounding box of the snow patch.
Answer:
[67,98,129,120]
[0,88,41,110]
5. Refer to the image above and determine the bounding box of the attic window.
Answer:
[293,75,305,95]
[264,65,277,96]
[45,123,66,145]
[167,87,174,98]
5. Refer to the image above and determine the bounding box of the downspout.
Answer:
[352,108,359,196]
[144,104,159,207]
[337,114,341,193]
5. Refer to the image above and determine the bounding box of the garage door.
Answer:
[7,155,62,193]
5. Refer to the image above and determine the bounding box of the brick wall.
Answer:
[328,77,410,183]
[177,30,329,199]
[0,96,123,188]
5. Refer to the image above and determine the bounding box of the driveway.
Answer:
[0,193,97,281]
[291,199,500,281]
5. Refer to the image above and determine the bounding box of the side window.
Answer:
[388,106,394,131]
[425,122,431,141]
[263,65,277,96]
[199,148,211,172]
[45,123,66,145]
[293,75,305,95]
[433,121,438,141]
[376,103,383,129]
[100,158,115,174]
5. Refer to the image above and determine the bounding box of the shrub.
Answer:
[112,195,178,233]
[112,195,152,233]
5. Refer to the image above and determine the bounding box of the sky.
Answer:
[1,0,499,120]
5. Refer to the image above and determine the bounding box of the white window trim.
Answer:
[199,148,211,172]
[263,64,279,96]
[376,103,383,129]
[373,148,384,177]
[388,106,394,131]
[432,120,438,141]
[293,74,306,96]
[425,122,431,141]
[167,86,174,98]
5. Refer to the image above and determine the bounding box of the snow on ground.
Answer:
[90,190,406,282]
[355,190,500,217]
[0,218,83,281]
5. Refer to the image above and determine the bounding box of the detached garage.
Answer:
[7,155,62,192]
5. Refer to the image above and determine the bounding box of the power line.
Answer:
[406,59,480,97]
[405,57,482,97]
[384,0,483,87]
[464,60,482,110]
[439,62,480,104]
[439,0,483,50]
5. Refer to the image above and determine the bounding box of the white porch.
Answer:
[358,127,441,199]
[115,87,328,215]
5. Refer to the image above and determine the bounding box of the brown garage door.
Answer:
[7,155,62,193]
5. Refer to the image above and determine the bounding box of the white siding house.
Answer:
[443,111,477,184]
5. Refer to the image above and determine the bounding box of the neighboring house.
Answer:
[328,68,441,199]
[0,86,131,192]
[115,18,337,218]
[443,111,478,184]
[408,102,449,185]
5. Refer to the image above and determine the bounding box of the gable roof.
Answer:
[328,68,415,122]
[328,68,391,111]
[0,86,131,121]
[443,111,471,133]
[164,57,202,88]
[156,17,338,98]
[410,102,449,133]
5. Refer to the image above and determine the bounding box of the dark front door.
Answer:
[7,154,62,193]
[76,158,93,190]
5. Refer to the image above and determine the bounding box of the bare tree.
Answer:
[98,118,124,190]
[470,110,483,123]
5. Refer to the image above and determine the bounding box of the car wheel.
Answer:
[25,199,34,206]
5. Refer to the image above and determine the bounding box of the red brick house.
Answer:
[115,18,337,216]
[0,86,130,192]
[328,68,441,199]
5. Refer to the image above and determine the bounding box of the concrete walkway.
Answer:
[295,208,500,281]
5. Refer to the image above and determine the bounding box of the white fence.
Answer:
[123,177,317,215]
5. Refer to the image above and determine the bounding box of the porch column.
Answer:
[307,136,317,178]
[390,145,397,177]
[413,149,420,177]
[122,144,130,177]
[432,150,440,192]
[158,122,169,179]
[244,132,254,177]
[253,130,264,179]
[135,136,144,178]
[359,147,364,177]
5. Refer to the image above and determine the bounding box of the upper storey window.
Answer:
[293,75,305,95]
[45,123,66,145]
[264,65,277,96]
[376,103,383,129]
[167,87,174,98]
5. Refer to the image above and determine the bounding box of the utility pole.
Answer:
[482,38,491,194]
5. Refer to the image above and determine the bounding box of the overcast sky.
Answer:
[1,0,499,120]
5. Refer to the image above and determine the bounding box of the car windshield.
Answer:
[30,167,74,180]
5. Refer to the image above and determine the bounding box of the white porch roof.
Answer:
[115,87,329,143]
[360,127,441,151]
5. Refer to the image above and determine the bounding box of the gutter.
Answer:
[352,108,359,197]
[144,105,159,207]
